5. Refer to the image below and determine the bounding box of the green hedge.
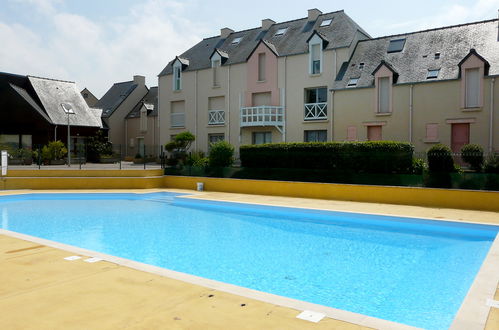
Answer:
[239,141,414,174]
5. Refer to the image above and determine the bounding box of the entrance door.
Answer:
[451,123,470,153]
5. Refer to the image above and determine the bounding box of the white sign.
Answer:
[1,150,7,176]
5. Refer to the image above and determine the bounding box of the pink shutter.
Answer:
[425,124,438,141]
[347,126,357,141]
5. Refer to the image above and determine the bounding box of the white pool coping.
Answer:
[1,191,498,329]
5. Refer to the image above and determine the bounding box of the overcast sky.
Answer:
[1,0,498,98]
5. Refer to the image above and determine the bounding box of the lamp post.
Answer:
[61,103,75,167]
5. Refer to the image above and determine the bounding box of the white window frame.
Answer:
[320,19,332,27]
[308,34,323,75]
[465,67,480,108]
[211,53,221,87]
[172,61,182,91]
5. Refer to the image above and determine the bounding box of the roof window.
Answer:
[274,28,287,36]
[434,52,441,59]
[347,78,359,87]
[359,62,365,69]
[320,19,332,27]
[427,69,440,79]
[231,37,242,45]
[387,38,406,53]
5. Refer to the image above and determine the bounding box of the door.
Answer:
[137,137,145,157]
[451,123,470,153]
[367,126,382,141]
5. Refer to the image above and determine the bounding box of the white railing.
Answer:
[170,112,185,127]
[240,106,284,127]
[304,102,327,120]
[208,109,225,125]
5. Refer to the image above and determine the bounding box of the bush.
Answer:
[41,141,67,161]
[185,151,205,166]
[239,141,413,174]
[86,131,113,162]
[165,131,195,164]
[461,144,484,171]
[412,158,427,175]
[484,153,499,173]
[209,141,235,167]
[427,144,455,172]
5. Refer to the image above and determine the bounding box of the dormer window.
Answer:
[140,107,147,132]
[320,19,332,27]
[459,49,488,109]
[465,68,480,108]
[434,52,441,60]
[427,69,440,79]
[387,38,406,53]
[347,78,359,87]
[359,63,365,70]
[231,37,242,45]
[211,58,221,87]
[173,61,182,91]
[274,28,287,36]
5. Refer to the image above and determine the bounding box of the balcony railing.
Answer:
[240,106,284,127]
[170,112,185,128]
[304,102,327,120]
[208,109,225,125]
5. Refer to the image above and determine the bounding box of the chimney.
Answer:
[133,75,145,86]
[261,19,275,31]
[220,27,234,39]
[308,8,322,21]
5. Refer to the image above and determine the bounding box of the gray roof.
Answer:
[94,81,137,118]
[27,76,103,127]
[126,86,158,119]
[333,19,499,89]
[159,10,370,76]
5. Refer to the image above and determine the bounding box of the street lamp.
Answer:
[61,103,75,167]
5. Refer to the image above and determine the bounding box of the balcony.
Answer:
[208,109,225,125]
[240,106,284,128]
[170,112,185,128]
[304,102,327,120]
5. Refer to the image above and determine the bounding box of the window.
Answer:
[83,93,88,98]
[170,101,185,127]
[347,78,359,87]
[173,64,181,91]
[252,132,272,145]
[434,52,441,60]
[367,126,382,141]
[231,37,242,45]
[465,68,480,108]
[304,130,327,142]
[427,69,440,79]
[387,38,406,53]
[208,133,225,149]
[208,96,225,125]
[310,43,321,74]
[425,123,439,142]
[320,19,332,27]
[358,62,365,70]
[305,87,327,120]
[377,77,390,113]
[140,107,147,132]
[274,28,287,36]
[258,53,266,81]
[211,59,220,86]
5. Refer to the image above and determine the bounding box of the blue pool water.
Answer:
[0,192,497,329]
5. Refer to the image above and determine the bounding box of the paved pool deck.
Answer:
[0,188,498,329]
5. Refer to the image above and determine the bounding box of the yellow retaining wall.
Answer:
[164,176,499,212]
[1,177,163,190]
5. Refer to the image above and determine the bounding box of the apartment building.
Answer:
[158,9,499,154]
[158,9,369,152]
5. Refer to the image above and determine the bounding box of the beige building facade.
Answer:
[158,9,499,156]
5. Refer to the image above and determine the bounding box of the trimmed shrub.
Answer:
[461,144,484,171]
[412,158,427,175]
[185,151,205,166]
[41,141,67,161]
[209,141,235,167]
[239,141,413,174]
[484,153,499,174]
[427,144,455,172]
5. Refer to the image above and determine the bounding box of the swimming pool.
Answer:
[0,192,497,329]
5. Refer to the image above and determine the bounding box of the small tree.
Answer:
[461,144,484,171]
[209,141,235,167]
[165,131,195,164]
[427,144,454,172]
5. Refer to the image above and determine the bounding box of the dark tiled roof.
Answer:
[159,10,369,76]
[27,76,103,127]
[9,83,52,123]
[126,86,158,119]
[333,19,499,89]
[94,81,137,118]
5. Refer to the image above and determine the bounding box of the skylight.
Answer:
[231,37,242,45]
[274,28,287,36]
[434,52,441,59]
[387,38,406,53]
[320,19,332,27]
[427,69,440,79]
[359,62,365,69]
[60,103,75,114]
[347,78,359,87]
